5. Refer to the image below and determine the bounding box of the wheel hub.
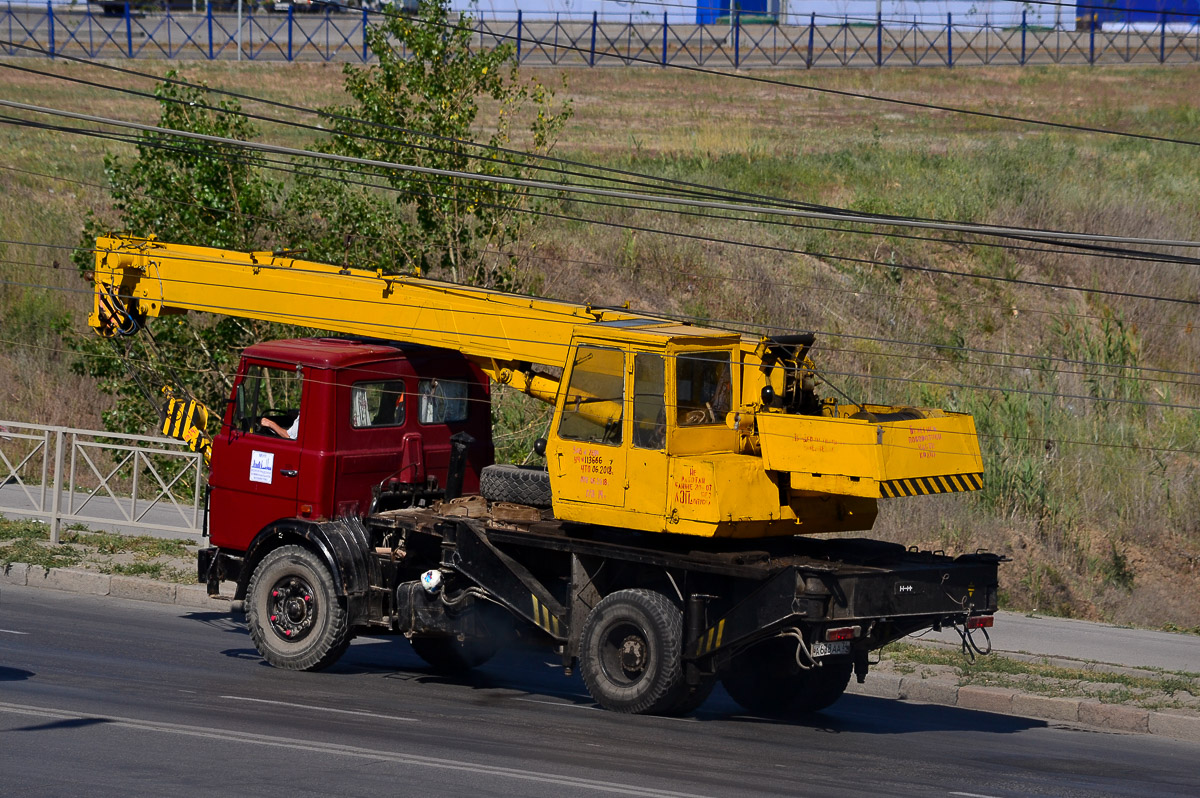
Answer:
[267,576,317,642]
[618,634,647,675]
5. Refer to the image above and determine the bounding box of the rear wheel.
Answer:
[722,637,852,716]
[246,545,350,671]
[409,635,498,674]
[579,589,688,714]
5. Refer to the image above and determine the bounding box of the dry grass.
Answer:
[2,58,1199,628]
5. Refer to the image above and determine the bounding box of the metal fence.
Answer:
[0,420,205,542]
[2,5,1199,67]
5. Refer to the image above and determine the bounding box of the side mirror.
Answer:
[533,438,547,457]
[235,384,248,432]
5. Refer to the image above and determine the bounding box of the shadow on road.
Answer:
[10,717,112,733]
[0,666,34,682]
[189,623,1046,736]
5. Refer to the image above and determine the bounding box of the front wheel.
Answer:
[245,545,350,671]
[579,588,688,714]
[721,637,852,716]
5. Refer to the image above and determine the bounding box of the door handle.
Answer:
[280,469,298,477]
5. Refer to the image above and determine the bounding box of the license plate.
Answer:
[810,640,850,657]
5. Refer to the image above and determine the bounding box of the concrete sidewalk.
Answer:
[922,610,1200,674]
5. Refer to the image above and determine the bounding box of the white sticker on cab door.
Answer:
[250,450,274,484]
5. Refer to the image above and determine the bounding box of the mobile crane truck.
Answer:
[90,235,1000,716]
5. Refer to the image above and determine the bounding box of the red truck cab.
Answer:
[206,338,494,553]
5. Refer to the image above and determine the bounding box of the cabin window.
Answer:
[351,380,407,428]
[676,351,732,426]
[418,378,469,424]
[632,353,666,450]
[558,346,625,446]
[239,364,303,439]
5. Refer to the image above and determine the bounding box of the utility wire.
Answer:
[3,106,1198,311]
[4,45,1200,260]
[5,158,1198,337]
[7,253,1199,415]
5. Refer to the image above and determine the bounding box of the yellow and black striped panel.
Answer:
[531,594,562,638]
[879,472,983,498]
[161,397,207,442]
[692,619,726,657]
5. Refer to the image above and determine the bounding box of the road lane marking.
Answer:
[220,695,418,722]
[950,792,1002,798]
[0,700,711,798]
[0,629,30,635]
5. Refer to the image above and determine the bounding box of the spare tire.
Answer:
[480,464,552,508]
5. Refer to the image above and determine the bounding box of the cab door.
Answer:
[547,344,627,510]
[208,362,304,550]
[624,351,670,531]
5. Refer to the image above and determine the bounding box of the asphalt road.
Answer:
[1,585,1197,797]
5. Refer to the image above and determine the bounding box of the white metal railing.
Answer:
[0,420,204,541]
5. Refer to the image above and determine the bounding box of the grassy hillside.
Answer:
[1,60,1198,630]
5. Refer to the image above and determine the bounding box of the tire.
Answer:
[721,637,852,716]
[245,545,350,672]
[479,464,552,508]
[409,635,497,674]
[579,589,688,715]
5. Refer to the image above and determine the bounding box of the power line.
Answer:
[3,105,1198,313]
[373,7,1200,152]
[6,251,1199,415]
[4,47,1200,262]
[4,157,1198,339]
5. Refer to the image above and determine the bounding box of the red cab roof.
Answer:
[242,338,421,370]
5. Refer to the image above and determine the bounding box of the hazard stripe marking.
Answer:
[879,473,983,497]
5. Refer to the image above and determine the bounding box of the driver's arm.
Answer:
[260,417,292,439]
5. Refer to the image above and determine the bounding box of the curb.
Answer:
[4,560,1199,743]
[844,673,1200,744]
[2,561,236,611]
[911,636,1200,688]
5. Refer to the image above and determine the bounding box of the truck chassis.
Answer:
[200,501,1000,716]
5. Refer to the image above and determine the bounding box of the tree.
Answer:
[72,0,572,438]
[309,0,572,288]
[70,75,282,434]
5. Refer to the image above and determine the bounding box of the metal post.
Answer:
[1089,13,1095,65]
[125,2,133,58]
[287,3,293,61]
[49,429,64,544]
[237,0,243,61]
[946,12,952,67]
[1159,12,1165,63]
[807,11,814,68]
[876,10,881,66]
[516,9,522,62]
[1021,10,1026,65]
[47,1,54,58]
[734,10,740,68]
[662,11,667,66]
[589,10,596,66]
[38,430,49,518]
[361,5,368,62]
[207,1,213,60]
[131,450,140,525]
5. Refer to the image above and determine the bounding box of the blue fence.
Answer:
[2,4,1199,66]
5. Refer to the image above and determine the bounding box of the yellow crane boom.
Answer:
[91,235,983,539]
